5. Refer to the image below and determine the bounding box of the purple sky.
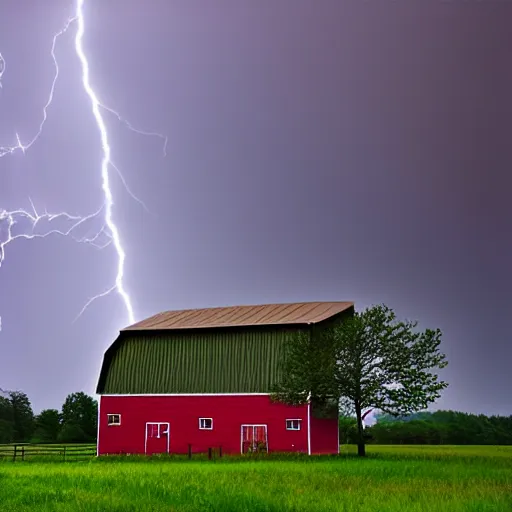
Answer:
[0,1,511,416]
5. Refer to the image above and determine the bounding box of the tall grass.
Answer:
[0,445,510,511]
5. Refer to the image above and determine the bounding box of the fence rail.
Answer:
[0,444,96,462]
[0,444,257,462]
[0,444,226,462]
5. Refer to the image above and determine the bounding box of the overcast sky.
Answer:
[0,0,511,416]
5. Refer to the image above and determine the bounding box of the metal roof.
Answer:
[123,301,354,331]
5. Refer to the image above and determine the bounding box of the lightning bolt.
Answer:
[74,0,135,324]
[0,0,167,330]
[0,52,5,89]
[0,18,76,157]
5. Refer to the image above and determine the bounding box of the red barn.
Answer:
[96,301,354,456]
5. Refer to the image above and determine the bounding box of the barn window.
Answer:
[286,419,301,431]
[199,418,213,430]
[107,414,121,426]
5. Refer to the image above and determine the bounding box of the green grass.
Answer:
[0,445,511,511]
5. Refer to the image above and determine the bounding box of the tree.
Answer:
[32,409,61,443]
[0,395,13,424]
[338,415,358,444]
[0,393,14,444]
[8,391,34,442]
[272,304,448,456]
[57,423,88,444]
[61,392,97,442]
[367,410,512,445]
[0,419,14,444]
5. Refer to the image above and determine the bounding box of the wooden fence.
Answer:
[0,444,225,461]
[187,444,223,460]
[104,445,224,459]
[0,444,263,462]
[0,444,97,462]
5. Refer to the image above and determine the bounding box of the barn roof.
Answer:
[122,301,354,332]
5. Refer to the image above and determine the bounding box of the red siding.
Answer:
[98,395,312,455]
[309,413,339,454]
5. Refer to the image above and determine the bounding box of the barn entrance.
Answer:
[241,424,268,454]
[145,422,170,455]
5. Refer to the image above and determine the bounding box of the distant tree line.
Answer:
[339,410,512,445]
[0,389,97,444]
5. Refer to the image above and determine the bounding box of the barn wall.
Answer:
[101,328,298,394]
[309,415,339,454]
[98,395,309,455]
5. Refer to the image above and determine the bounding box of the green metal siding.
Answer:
[102,328,297,394]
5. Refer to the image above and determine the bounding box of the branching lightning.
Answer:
[0,52,5,89]
[0,17,76,158]
[74,0,135,324]
[0,0,167,330]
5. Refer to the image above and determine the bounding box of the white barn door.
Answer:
[145,422,170,455]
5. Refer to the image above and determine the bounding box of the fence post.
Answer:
[188,444,192,460]
[63,446,66,462]
[13,445,17,463]
[21,447,25,462]
[219,446,222,458]
[208,447,212,460]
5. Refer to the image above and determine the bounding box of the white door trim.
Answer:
[307,401,311,455]
[96,396,101,457]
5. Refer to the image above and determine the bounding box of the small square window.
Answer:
[286,419,301,431]
[108,414,121,426]
[199,418,213,430]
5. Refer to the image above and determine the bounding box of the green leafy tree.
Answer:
[61,392,97,442]
[0,395,13,423]
[8,391,34,442]
[338,415,358,444]
[272,304,448,456]
[0,393,14,444]
[0,419,14,444]
[32,409,61,443]
[57,423,88,444]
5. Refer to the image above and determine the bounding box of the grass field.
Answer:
[0,445,511,511]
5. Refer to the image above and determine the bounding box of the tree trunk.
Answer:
[354,401,366,457]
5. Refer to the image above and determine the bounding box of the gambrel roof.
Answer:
[97,301,354,395]
[123,301,354,332]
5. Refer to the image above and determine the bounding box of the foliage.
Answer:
[339,415,359,444]
[61,392,97,442]
[0,419,14,444]
[32,409,61,443]
[0,396,14,444]
[0,389,97,444]
[57,423,89,444]
[0,395,13,422]
[272,304,448,456]
[367,410,512,445]
[8,391,35,442]
[376,411,433,423]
